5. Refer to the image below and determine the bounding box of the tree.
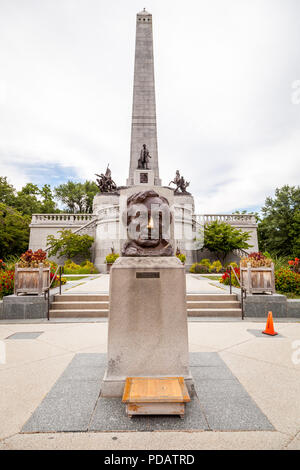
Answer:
[14,183,43,215]
[82,180,99,213]
[54,180,98,213]
[0,180,59,216]
[258,185,300,257]
[202,220,252,262]
[0,203,30,258]
[39,184,57,213]
[47,229,94,260]
[0,177,16,206]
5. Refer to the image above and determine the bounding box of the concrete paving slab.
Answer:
[22,354,105,433]
[21,352,273,433]
[195,378,273,431]
[247,329,284,338]
[6,332,44,340]
[90,396,208,432]
[0,430,290,450]
[1,321,299,448]
[286,434,300,450]
[189,351,224,366]
[0,353,74,439]
[37,323,108,352]
[220,351,300,435]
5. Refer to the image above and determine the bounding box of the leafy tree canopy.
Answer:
[0,177,17,206]
[202,220,252,262]
[0,203,31,258]
[47,229,94,260]
[0,178,58,216]
[258,185,300,257]
[54,180,98,213]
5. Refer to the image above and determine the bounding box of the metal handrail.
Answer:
[45,266,63,321]
[227,265,246,320]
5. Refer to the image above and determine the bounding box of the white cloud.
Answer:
[0,0,299,211]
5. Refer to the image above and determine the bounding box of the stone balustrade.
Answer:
[97,206,120,221]
[31,211,256,227]
[194,214,257,225]
[31,214,96,225]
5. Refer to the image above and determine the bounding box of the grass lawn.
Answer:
[201,275,222,281]
[277,291,300,299]
[64,275,89,281]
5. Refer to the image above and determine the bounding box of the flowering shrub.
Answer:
[220,267,240,287]
[288,258,300,274]
[176,253,186,264]
[64,259,99,274]
[198,259,211,268]
[189,263,209,274]
[0,259,6,270]
[50,265,66,287]
[105,254,119,265]
[19,249,49,268]
[240,251,272,268]
[210,260,222,273]
[0,270,14,298]
[275,268,300,295]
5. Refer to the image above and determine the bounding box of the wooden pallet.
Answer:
[122,377,190,419]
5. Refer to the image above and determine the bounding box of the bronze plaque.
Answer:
[140,173,148,183]
[136,272,160,278]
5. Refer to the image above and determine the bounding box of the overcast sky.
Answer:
[0,0,299,213]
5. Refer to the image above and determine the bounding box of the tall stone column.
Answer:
[127,9,161,187]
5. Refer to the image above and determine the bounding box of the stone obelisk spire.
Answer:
[127,9,161,186]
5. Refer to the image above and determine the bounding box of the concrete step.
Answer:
[49,293,242,318]
[187,301,241,309]
[51,301,109,310]
[54,294,109,302]
[49,309,108,318]
[186,294,237,301]
[187,308,242,317]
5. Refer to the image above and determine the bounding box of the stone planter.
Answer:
[240,262,275,294]
[106,263,113,273]
[14,263,50,295]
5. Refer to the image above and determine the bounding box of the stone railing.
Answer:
[194,214,257,225]
[96,206,120,222]
[31,211,257,227]
[73,218,98,236]
[30,213,97,225]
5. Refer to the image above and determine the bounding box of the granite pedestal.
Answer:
[101,256,193,397]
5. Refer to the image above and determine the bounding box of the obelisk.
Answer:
[126,9,161,186]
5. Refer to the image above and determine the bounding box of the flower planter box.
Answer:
[106,263,113,273]
[14,263,50,295]
[240,263,275,294]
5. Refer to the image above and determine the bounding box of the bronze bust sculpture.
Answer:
[122,190,173,257]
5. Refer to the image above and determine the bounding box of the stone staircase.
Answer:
[50,294,109,318]
[186,294,241,317]
[49,293,242,318]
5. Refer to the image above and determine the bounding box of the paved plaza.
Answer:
[0,311,299,449]
[61,274,227,295]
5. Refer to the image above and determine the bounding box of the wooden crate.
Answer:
[14,263,50,295]
[240,263,275,294]
[122,377,190,418]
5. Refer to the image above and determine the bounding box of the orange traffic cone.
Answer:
[262,311,278,336]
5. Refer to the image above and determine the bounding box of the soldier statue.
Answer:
[95,165,117,193]
[137,144,152,170]
[169,170,190,194]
